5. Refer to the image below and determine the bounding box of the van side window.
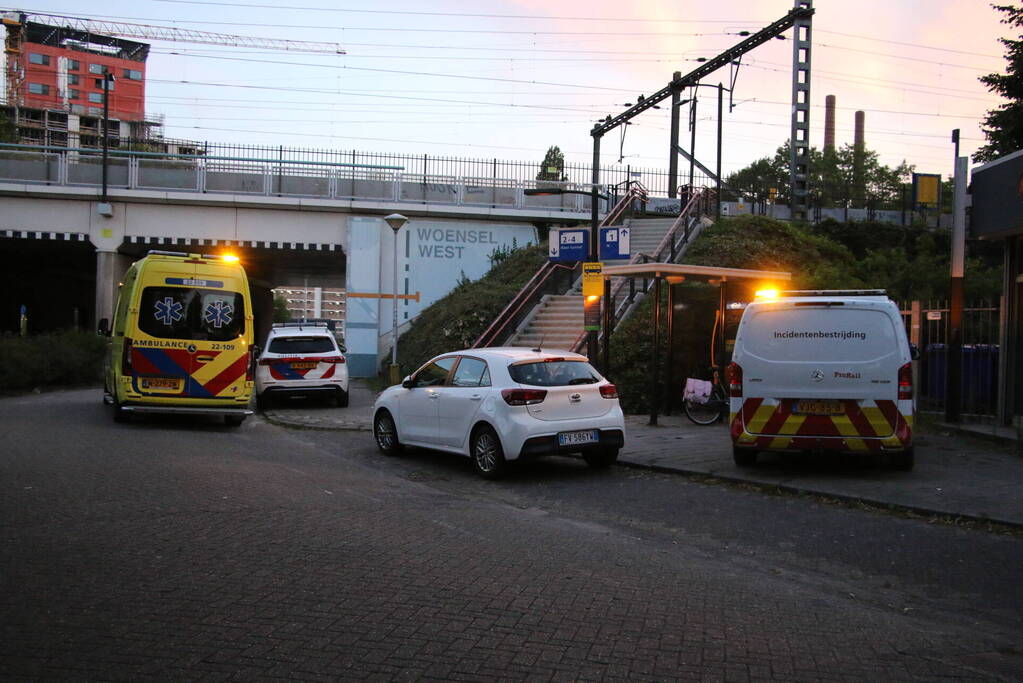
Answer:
[138,287,245,341]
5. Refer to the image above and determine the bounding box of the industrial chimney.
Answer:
[824,95,836,152]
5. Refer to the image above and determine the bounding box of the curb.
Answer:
[615,459,1023,531]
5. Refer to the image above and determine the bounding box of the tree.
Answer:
[536,145,566,182]
[272,295,292,323]
[725,141,912,209]
[0,112,17,143]
[975,3,1023,162]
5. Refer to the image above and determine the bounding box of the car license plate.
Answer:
[795,399,844,416]
[558,430,599,446]
[141,377,182,392]
[291,362,317,369]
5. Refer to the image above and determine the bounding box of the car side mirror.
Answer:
[909,343,920,361]
[401,376,415,389]
[97,318,110,337]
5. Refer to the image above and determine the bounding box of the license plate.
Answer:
[290,362,317,369]
[558,430,599,446]
[795,399,844,416]
[141,377,182,391]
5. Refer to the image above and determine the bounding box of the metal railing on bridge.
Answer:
[0,143,612,213]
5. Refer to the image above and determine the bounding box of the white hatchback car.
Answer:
[255,322,349,409]
[372,347,626,478]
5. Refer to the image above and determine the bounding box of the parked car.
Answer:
[372,347,625,478]
[255,322,349,409]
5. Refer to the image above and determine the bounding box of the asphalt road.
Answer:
[2,388,1022,681]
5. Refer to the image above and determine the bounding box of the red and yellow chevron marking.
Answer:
[731,397,912,453]
[131,346,249,399]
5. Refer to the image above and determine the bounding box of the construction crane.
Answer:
[5,10,345,53]
[3,10,344,113]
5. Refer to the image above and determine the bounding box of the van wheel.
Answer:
[225,414,246,427]
[336,388,350,408]
[890,448,914,471]
[733,447,757,467]
[584,447,619,469]
[111,401,130,423]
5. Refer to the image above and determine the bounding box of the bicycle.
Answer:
[683,365,729,425]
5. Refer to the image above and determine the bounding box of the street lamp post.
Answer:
[383,213,408,383]
[101,72,115,204]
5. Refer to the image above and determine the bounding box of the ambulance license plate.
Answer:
[795,399,844,416]
[141,377,182,391]
[558,430,599,446]
[291,361,317,369]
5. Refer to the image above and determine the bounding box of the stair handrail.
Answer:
[570,186,713,353]
[472,182,650,349]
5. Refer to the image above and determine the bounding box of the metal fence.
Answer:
[901,299,1002,420]
[119,140,689,197]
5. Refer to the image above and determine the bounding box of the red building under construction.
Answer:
[3,12,159,146]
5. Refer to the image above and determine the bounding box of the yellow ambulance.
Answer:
[99,251,255,425]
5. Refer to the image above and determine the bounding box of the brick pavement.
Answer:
[268,380,1023,528]
[2,389,1021,680]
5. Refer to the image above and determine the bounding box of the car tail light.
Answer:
[727,362,742,398]
[599,383,618,399]
[121,338,133,376]
[321,356,346,364]
[898,362,913,400]
[501,388,547,406]
[258,358,273,366]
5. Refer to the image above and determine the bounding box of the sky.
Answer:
[8,0,1013,185]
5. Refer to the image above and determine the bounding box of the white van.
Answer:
[728,290,916,470]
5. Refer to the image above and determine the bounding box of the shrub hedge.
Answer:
[0,329,107,394]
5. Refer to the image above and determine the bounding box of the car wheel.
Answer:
[471,425,506,479]
[373,409,403,455]
[583,447,619,470]
[336,388,350,408]
[256,392,270,410]
[733,447,757,467]
[224,414,246,427]
[890,448,914,471]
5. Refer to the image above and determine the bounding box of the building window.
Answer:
[94,78,114,91]
[88,63,106,75]
[29,53,50,65]
[88,92,104,104]
[67,59,80,71]
[68,74,79,86]
[123,69,142,80]
[27,83,50,95]
[67,89,80,100]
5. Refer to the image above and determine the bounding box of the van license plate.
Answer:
[795,399,844,416]
[558,430,599,446]
[141,378,182,391]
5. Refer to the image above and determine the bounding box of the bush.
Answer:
[0,329,106,393]
[394,244,548,375]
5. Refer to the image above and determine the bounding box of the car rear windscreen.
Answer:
[268,336,336,354]
[139,287,244,342]
[742,307,898,362]
[509,360,600,387]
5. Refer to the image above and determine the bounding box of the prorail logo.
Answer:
[834,371,862,379]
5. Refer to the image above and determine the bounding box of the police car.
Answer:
[255,322,349,409]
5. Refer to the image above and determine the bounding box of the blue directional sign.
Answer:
[548,228,588,262]
[599,226,631,260]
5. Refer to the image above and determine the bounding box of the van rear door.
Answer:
[736,302,902,437]
[133,262,249,400]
